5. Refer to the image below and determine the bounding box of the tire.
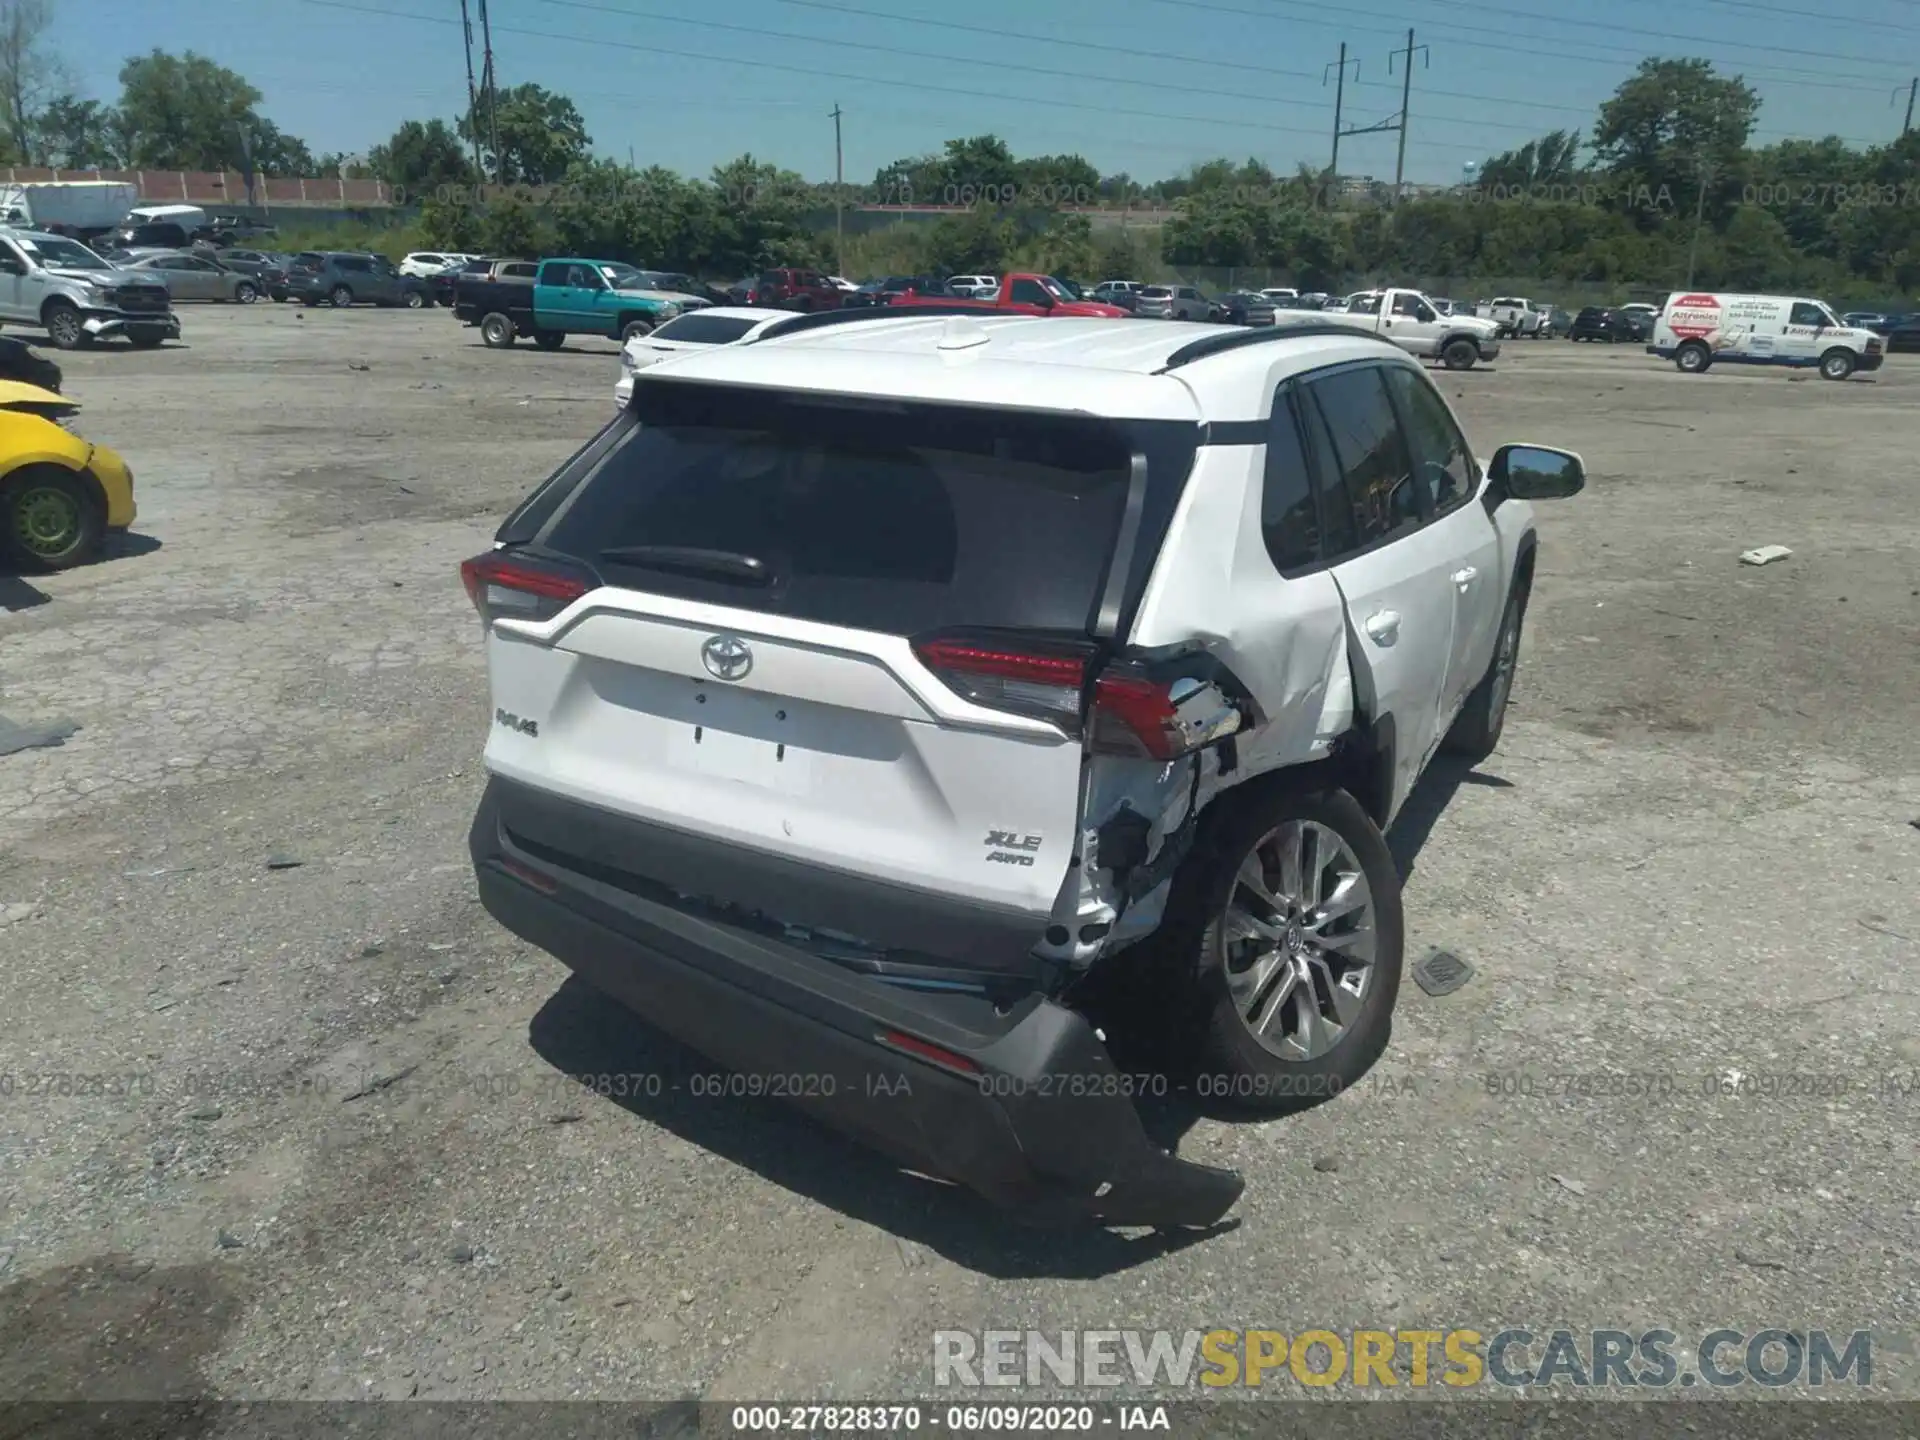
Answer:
[619,319,654,343]
[329,284,353,308]
[1819,347,1855,381]
[480,312,516,348]
[127,331,165,349]
[271,293,287,303]
[1442,578,1528,761]
[1186,783,1405,1110]
[42,300,88,351]
[1441,337,1478,370]
[1675,340,1711,374]
[3,467,103,571]
[403,289,425,309]
[532,329,564,350]
[235,281,259,304]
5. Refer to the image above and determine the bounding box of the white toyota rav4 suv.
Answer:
[464,308,1584,1227]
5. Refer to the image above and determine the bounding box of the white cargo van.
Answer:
[1650,292,1884,380]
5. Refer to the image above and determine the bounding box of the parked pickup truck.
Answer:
[1486,296,1549,338]
[0,226,178,349]
[887,272,1127,317]
[454,257,688,349]
[1309,288,1502,369]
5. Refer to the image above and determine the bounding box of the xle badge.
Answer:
[985,830,1041,866]
[495,708,538,737]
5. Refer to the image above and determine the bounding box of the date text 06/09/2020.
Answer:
[727,1404,1172,1432]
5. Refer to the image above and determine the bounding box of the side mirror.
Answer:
[1490,444,1585,500]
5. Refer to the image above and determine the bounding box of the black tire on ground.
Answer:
[329,284,353,307]
[1184,783,1406,1112]
[480,312,516,348]
[1441,337,1478,370]
[235,282,258,304]
[1675,340,1711,374]
[404,289,426,309]
[532,329,564,350]
[1819,347,1855,381]
[1442,578,1529,761]
[42,300,89,350]
[2,466,103,571]
[272,294,288,303]
[619,319,653,343]
[126,332,165,349]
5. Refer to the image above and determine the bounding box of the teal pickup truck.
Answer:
[452,257,700,349]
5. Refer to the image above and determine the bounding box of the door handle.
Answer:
[1364,610,1401,645]
[1451,566,1478,588]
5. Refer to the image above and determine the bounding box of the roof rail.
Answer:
[751,302,1006,342]
[1158,321,1401,371]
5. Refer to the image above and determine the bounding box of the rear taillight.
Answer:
[911,636,1244,759]
[913,636,1090,731]
[459,551,592,625]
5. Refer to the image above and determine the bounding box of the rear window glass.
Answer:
[542,383,1137,636]
[650,313,760,344]
[1140,286,1171,297]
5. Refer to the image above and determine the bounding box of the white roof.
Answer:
[634,312,1407,422]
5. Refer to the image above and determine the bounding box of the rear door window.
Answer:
[650,313,761,344]
[1260,390,1322,572]
[1300,365,1421,548]
[540,383,1139,636]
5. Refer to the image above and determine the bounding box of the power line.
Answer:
[527,0,1895,146]
[1154,0,1914,91]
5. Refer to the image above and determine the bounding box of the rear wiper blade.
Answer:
[598,545,771,585]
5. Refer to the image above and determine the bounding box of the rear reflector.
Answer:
[460,551,592,625]
[498,856,558,894]
[877,1029,982,1076]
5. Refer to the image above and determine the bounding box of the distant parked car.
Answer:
[1134,283,1210,320]
[613,306,788,407]
[1568,306,1639,342]
[214,248,283,280]
[745,267,844,311]
[947,274,998,298]
[842,275,952,309]
[400,251,471,279]
[282,251,433,308]
[622,269,726,308]
[1216,290,1277,326]
[1088,280,1142,311]
[206,215,279,244]
[1884,315,1920,352]
[119,250,263,303]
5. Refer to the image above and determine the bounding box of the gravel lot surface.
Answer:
[1,310,1916,1408]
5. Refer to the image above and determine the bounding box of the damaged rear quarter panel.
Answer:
[1123,442,1354,772]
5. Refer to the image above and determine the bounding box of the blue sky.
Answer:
[54,0,1920,185]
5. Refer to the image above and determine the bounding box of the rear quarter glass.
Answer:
[538,383,1145,637]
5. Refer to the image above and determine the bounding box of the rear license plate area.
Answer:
[666,687,814,794]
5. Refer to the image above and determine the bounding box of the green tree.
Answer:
[916,205,1015,273]
[115,50,313,171]
[0,0,63,162]
[368,118,475,198]
[1592,58,1759,226]
[475,197,557,259]
[418,194,483,251]
[1479,130,1583,192]
[460,83,589,184]
[35,92,116,167]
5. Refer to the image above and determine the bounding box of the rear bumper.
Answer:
[469,778,1243,1228]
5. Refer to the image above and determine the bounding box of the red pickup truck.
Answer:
[889,273,1127,317]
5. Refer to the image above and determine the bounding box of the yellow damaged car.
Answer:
[0,381,135,571]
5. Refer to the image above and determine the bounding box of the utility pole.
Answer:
[1327,44,1393,209]
[1686,158,1713,288]
[1323,44,1360,196]
[458,0,484,181]
[1387,29,1428,205]
[830,102,845,275]
[1901,76,1916,135]
[476,0,502,184]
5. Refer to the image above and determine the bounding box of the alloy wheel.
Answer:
[1219,821,1377,1062]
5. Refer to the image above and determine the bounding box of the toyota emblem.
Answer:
[701,634,753,681]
